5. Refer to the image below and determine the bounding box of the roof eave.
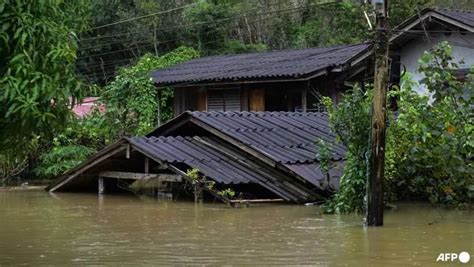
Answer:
[153,70,330,88]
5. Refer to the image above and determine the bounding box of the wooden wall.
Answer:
[249,88,265,111]
[172,77,350,116]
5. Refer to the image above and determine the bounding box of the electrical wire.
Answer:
[78,2,340,60]
[87,3,197,31]
[79,0,339,43]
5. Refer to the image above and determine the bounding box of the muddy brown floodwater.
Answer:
[0,190,472,265]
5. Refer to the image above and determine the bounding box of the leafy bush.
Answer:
[33,134,94,179]
[218,188,236,198]
[321,88,371,214]
[102,46,199,136]
[386,42,473,205]
[0,1,89,156]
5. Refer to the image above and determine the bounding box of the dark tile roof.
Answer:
[150,111,346,188]
[160,111,346,163]
[151,43,369,85]
[434,8,474,28]
[127,136,320,202]
[394,8,474,31]
[47,111,343,201]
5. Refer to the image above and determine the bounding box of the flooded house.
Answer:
[47,111,345,206]
[47,43,370,203]
[47,8,474,205]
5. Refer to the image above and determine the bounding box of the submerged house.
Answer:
[47,111,345,205]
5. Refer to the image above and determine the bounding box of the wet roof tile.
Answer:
[127,136,320,201]
[151,44,369,85]
[187,111,346,164]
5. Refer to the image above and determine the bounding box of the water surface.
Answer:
[0,190,472,265]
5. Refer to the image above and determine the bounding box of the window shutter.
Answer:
[207,89,241,111]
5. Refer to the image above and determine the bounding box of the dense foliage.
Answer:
[321,88,372,214]
[101,46,199,136]
[323,43,473,213]
[33,134,94,179]
[0,0,89,156]
[32,47,199,179]
[386,43,473,205]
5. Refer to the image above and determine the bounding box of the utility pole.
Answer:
[367,0,389,226]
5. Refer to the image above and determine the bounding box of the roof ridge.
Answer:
[433,7,474,13]
[198,43,368,59]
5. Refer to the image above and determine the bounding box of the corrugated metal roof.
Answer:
[49,110,346,201]
[394,8,474,31]
[149,111,345,189]
[127,136,320,202]
[151,43,369,85]
[188,111,345,164]
[434,8,474,27]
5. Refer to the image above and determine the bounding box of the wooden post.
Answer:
[144,158,149,174]
[157,90,162,127]
[367,0,389,227]
[301,87,307,112]
[144,157,152,197]
[98,177,105,195]
[197,88,207,111]
[194,184,203,204]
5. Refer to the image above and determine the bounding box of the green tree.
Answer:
[0,0,90,156]
[293,1,368,48]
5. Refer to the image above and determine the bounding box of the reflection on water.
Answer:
[0,190,472,265]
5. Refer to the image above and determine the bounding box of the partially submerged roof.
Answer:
[151,43,370,86]
[47,111,345,203]
[128,136,320,201]
[47,135,321,202]
[150,111,345,187]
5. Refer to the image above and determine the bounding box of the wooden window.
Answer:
[207,89,241,111]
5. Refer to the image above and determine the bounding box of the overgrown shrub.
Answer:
[102,46,199,136]
[33,131,94,179]
[321,88,371,214]
[386,42,473,205]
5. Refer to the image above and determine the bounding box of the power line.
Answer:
[79,1,339,42]
[87,3,197,31]
[79,0,283,42]
[78,2,340,59]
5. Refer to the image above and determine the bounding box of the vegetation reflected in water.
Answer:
[0,190,472,265]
